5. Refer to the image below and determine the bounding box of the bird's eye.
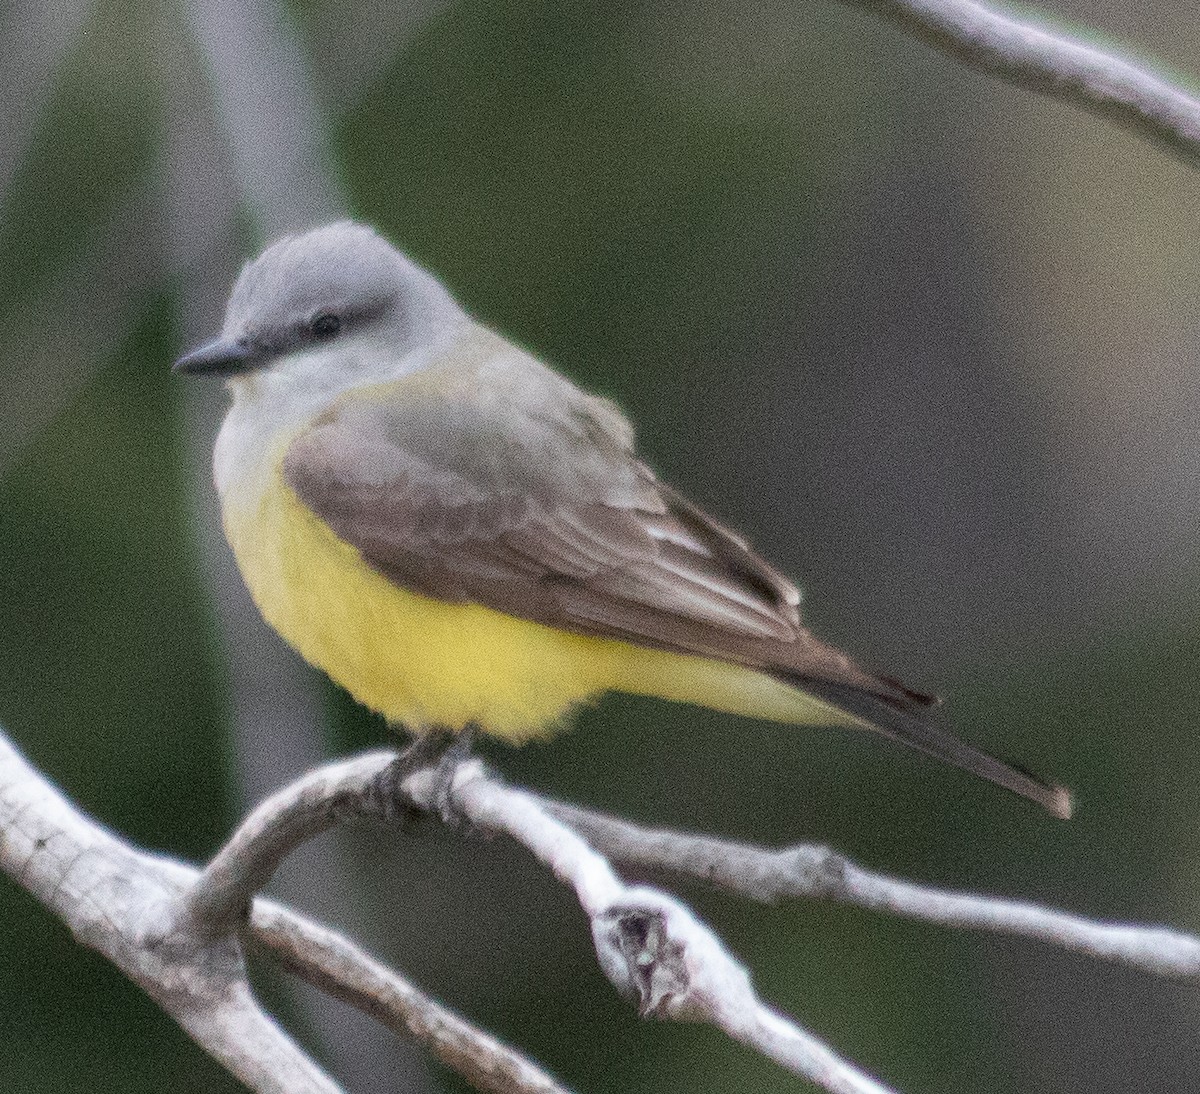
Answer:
[310,313,341,340]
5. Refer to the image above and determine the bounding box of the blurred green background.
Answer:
[2,0,1200,1090]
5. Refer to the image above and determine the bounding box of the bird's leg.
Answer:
[399,727,458,773]
[431,724,478,826]
[373,728,456,821]
[373,725,478,826]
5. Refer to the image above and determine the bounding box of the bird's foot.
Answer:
[374,730,454,823]
[375,726,477,827]
[430,725,478,827]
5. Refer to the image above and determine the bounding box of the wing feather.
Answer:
[282,354,921,705]
[277,340,1074,818]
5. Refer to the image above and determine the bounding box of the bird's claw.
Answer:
[430,725,478,828]
[376,726,478,828]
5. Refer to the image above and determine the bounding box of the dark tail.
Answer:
[798,678,1073,819]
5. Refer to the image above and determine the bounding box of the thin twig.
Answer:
[840,0,1200,165]
[189,751,897,1092]
[250,900,572,1094]
[186,751,396,937]
[423,764,895,1094]
[547,800,1200,980]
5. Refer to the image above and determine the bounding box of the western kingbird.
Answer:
[175,221,1071,819]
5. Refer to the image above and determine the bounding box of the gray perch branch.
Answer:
[188,747,1200,987]
[7,720,1200,1094]
[840,0,1200,165]
[183,745,1200,1090]
[187,751,895,1094]
[0,730,566,1094]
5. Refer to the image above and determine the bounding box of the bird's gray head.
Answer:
[173,221,462,388]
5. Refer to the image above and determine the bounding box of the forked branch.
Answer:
[186,751,894,1093]
[184,746,1200,1090]
[6,720,1200,1094]
[546,801,1200,979]
[0,733,563,1094]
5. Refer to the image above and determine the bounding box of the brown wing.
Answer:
[282,347,1069,818]
[282,355,908,704]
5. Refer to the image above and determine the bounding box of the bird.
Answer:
[174,220,1071,819]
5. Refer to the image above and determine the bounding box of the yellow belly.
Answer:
[222,462,852,741]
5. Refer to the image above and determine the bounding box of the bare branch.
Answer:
[167,980,346,1094]
[188,750,896,1092]
[0,728,581,1094]
[547,800,1200,980]
[186,751,397,937]
[250,900,572,1094]
[187,745,1200,1085]
[13,722,1200,1093]
[840,0,1200,165]
[413,764,896,1094]
[0,731,344,1094]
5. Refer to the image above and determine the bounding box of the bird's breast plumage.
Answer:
[219,448,642,736]
[218,438,828,738]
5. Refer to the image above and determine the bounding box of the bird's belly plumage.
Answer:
[222,463,624,738]
[220,452,847,741]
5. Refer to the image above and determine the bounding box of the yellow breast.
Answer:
[220,448,848,742]
[221,458,634,739]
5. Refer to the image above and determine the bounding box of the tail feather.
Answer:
[795,677,1073,819]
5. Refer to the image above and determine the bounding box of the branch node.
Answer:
[599,907,689,1018]
[796,845,850,897]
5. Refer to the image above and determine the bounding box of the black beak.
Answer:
[172,337,255,376]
